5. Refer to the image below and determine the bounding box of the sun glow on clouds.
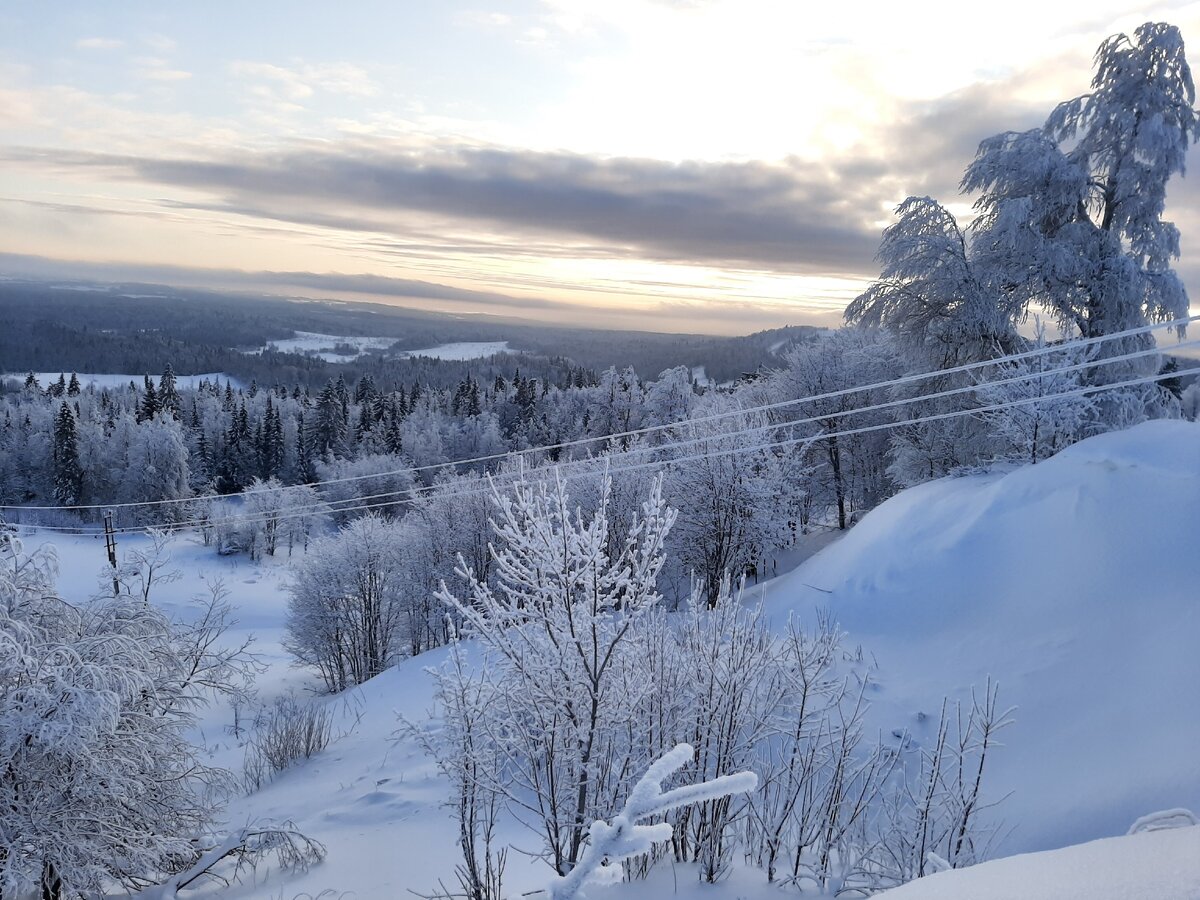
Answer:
[2,0,1200,333]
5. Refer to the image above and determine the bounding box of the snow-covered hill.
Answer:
[20,420,1200,898]
[762,419,1200,855]
[875,824,1200,900]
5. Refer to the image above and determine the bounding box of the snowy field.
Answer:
[16,420,1200,899]
[1,372,240,390]
[398,340,513,360]
[249,331,398,362]
[242,335,514,363]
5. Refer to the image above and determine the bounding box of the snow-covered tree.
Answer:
[0,536,231,898]
[51,402,82,507]
[544,744,757,900]
[285,514,408,691]
[317,453,414,523]
[772,329,900,529]
[973,326,1098,464]
[120,414,191,521]
[849,20,1197,481]
[857,21,1196,351]
[436,470,676,874]
[663,403,795,605]
[1045,22,1196,334]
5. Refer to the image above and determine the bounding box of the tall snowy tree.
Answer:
[309,380,348,459]
[855,22,1197,351]
[159,363,181,419]
[51,402,82,507]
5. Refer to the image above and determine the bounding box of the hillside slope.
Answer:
[762,420,1200,855]
[875,824,1200,900]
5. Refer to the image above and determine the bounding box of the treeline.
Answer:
[0,280,822,388]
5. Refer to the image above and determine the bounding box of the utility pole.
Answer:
[103,510,120,597]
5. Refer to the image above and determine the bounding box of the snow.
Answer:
[873,825,1200,900]
[398,340,512,360]
[761,419,1200,854]
[241,335,514,362]
[2,372,240,390]
[249,331,398,362]
[16,419,1200,898]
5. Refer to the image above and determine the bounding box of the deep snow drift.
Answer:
[875,824,1200,900]
[762,419,1200,855]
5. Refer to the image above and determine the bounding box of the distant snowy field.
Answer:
[398,340,512,360]
[242,334,514,362]
[16,420,1200,899]
[2,372,239,390]
[248,331,398,362]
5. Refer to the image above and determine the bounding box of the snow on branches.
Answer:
[544,744,757,900]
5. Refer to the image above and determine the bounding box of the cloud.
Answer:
[230,61,379,106]
[142,33,177,53]
[0,251,838,332]
[0,51,1078,284]
[133,57,192,82]
[75,37,124,50]
[7,142,888,275]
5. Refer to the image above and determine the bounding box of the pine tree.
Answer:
[159,363,181,418]
[52,402,83,507]
[310,381,348,459]
[140,375,161,423]
[66,373,81,396]
[260,397,285,478]
[295,412,316,483]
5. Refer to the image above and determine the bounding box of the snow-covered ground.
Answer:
[398,340,512,360]
[17,420,1200,898]
[2,372,239,390]
[242,335,514,362]
[760,420,1200,856]
[248,331,398,362]
[875,824,1200,900]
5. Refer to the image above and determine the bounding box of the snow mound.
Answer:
[874,825,1200,899]
[764,420,1200,854]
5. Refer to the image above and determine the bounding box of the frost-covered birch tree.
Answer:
[436,470,676,875]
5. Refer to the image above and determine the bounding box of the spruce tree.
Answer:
[159,363,180,418]
[310,381,348,459]
[52,402,83,507]
[140,376,161,423]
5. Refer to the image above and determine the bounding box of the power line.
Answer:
[18,362,1198,537]
[3,313,1194,514]
[13,344,1195,531]
[13,331,1196,527]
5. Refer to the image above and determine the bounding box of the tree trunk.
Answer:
[41,861,62,900]
[826,432,846,530]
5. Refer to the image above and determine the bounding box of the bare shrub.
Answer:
[243,696,333,792]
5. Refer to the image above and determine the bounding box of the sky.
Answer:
[3,1,1200,335]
